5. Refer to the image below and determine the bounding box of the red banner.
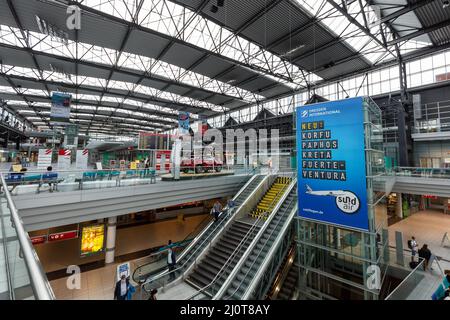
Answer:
[31,235,47,245]
[48,230,78,242]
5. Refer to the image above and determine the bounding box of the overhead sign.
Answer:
[296,97,369,231]
[48,230,78,242]
[50,92,72,125]
[57,149,71,170]
[37,149,53,169]
[178,111,190,133]
[80,224,105,257]
[76,149,89,169]
[31,235,47,245]
[116,262,130,282]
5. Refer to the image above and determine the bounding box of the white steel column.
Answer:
[105,216,117,264]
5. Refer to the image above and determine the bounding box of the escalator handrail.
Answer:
[241,196,297,299]
[176,167,258,263]
[215,175,296,299]
[186,173,294,300]
[140,170,260,291]
[133,168,256,283]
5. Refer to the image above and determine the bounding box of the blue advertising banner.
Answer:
[178,111,190,133]
[296,97,369,231]
[50,92,71,125]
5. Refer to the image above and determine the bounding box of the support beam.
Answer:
[387,19,450,46]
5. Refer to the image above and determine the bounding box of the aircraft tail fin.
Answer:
[306,184,312,192]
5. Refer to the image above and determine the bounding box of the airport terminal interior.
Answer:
[1,0,450,301]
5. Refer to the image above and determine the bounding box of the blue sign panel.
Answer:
[50,92,72,125]
[296,97,369,231]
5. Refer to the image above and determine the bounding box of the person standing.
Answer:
[114,275,132,300]
[408,236,418,262]
[148,289,158,300]
[212,200,223,222]
[167,240,177,281]
[418,244,432,271]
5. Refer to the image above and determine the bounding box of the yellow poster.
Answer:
[12,164,22,172]
[80,225,105,256]
[130,162,137,169]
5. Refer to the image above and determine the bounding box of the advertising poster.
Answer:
[75,149,89,169]
[37,149,53,169]
[296,97,369,231]
[116,262,130,282]
[50,92,72,125]
[80,224,105,257]
[178,111,190,133]
[57,149,71,170]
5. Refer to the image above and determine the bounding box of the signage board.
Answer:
[178,111,190,133]
[37,149,53,169]
[116,262,130,282]
[31,235,47,245]
[80,224,105,257]
[57,149,71,170]
[48,230,78,242]
[296,97,369,231]
[50,92,71,125]
[75,149,89,170]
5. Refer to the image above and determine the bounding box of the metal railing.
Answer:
[138,170,262,297]
[186,172,295,300]
[388,166,450,179]
[0,175,55,300]
[1,164,257,195]
[220,177,297,300]
[131,214,212,283]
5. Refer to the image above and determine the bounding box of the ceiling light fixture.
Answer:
[210,5,218,13]
[217,0,224,7]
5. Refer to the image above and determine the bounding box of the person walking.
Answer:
[418,244,432,271]
[212,200,223,222]
[148,288,158,300]
[114,275,135,300]
[408,236,418,262]
[167,240,177,281]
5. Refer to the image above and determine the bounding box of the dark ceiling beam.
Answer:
[387,19,450,46]
[11,106,171,129]
[0,92,178,121]
[0,72,214,115]
[368,0,436,25]
[5,0,50,128]
[325,0,396,58]
[0,43,240,106]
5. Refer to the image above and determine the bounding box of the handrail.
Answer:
[0,175,55,300]
[219,177,297,299]
[241,189,297,299]
[188,173,294,300]
[0,197,14,299]
[140,170,261,293]
[384,257,425,300]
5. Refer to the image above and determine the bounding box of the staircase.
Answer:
[250,177,291,220]
[277,265,299,300]
[186,220,260,296]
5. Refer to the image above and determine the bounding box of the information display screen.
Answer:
[296,97,369,231]
[80,224,105,257]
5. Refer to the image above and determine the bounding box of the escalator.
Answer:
[182,175,294,299]
[138,174,266,295]
[186,220,260,296]
[215,179,297,300]
[277,263,299,300]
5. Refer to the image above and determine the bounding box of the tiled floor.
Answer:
[387,209,450,261]
[50,263,118,300]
